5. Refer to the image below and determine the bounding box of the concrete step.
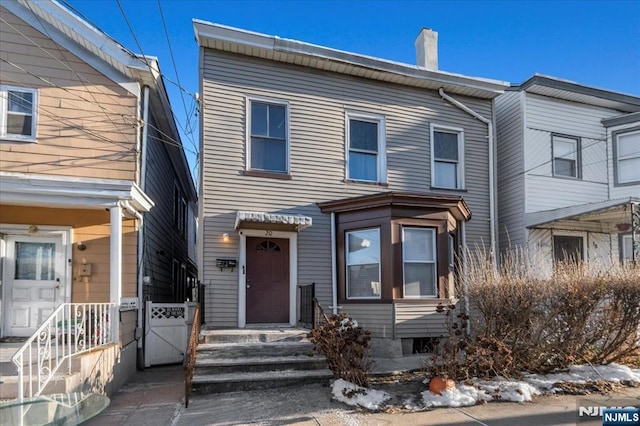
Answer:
[191,369,333,394]
[194,354,326,375]
[197,341,316,359]
[0,371,82,400]
[200,328,310,344]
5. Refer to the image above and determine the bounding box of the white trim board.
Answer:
[237,229,298,328]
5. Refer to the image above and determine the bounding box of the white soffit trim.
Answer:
[235,211,312,231]
[0,172,154,213]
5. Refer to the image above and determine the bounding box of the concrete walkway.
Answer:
[86,362,640,426]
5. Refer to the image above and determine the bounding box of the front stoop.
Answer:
[191,328,333,394]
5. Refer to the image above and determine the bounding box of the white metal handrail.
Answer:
[11,303,117,402]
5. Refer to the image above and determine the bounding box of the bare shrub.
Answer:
[307,313,374,387]
[432,248,640,379]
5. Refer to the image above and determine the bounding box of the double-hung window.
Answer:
[1,85,37,141]
[621,234,634,264]
[613,128,640,185]
[248,99,288,174]
[402,227,437,298]
[346,112,386,183]
[346,228,381,299]
[552,134,581,178]
[431,124,464,189]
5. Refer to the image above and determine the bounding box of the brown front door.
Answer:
[246,237,290,324]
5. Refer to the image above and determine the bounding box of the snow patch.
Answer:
[422,384,491,407]
[332,379,390,411]
[524,363,640,392]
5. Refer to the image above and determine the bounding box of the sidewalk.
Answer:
[87,361,640,426]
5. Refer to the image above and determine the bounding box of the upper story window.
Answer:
[613,128,640,186]
[346,112,386,183]
[248,99,289,174]
[552,134,581,179]
[1,85,37,141]
[346,228,381,299]
[402,227,437,298]
[431,124,464,189]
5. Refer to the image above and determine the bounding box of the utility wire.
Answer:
[156,0,198,155]
[1,58,197,156]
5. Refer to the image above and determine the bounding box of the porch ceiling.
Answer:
[525,197,640,228]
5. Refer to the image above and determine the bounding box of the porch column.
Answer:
[110,203,123,339]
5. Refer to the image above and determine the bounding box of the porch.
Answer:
[525,197,640,266]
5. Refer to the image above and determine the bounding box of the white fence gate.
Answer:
[145,302,193,367]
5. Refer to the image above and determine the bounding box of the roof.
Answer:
[317,192,471,221]
[525,197,640,228]
[602,111,640,128]
[234,211,313,231]
[0,171,154,214]
[193,20,509,100]
[509,74,640,113]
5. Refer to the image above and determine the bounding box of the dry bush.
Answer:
[430,248,640,380]
[307,313,374,387]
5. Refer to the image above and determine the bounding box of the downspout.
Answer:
[136,86,150,369]
[461,220,470,334]
[330,212,338,314]
[438,88,497,265]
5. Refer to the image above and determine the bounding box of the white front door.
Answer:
[3,234,67,336]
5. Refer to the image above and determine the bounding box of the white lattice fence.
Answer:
[144,302,188,367]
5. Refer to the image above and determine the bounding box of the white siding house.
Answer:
[195,22,508,353]
[495,75,640,272]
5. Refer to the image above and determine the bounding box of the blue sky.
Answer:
[64,0,640,180]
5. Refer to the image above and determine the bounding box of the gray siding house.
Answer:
[495,75,640,272]
[195,21,508,351]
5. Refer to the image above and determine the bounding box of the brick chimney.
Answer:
[415,28,438,70]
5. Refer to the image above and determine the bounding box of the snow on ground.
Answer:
[524,363,640,392]
[334,363,640,411]
[331,379,390,411]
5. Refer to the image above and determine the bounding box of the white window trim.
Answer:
[402,227,438,299]
[345,111,387,183]
[552,134,581,179]
[245,96,290,174]
[430,123,465,190]
[552,230,587,261]
[0,85,37,142]
[621,234,634,263]
[615,129,640,185]
[345,227,381,300]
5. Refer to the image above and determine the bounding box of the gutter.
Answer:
[438,88,497,264]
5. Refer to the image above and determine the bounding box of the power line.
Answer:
[156,0,198,155]
[1,13,131,139]
[1,57,197,156]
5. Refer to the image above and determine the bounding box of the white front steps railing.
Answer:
[11,303,117,402]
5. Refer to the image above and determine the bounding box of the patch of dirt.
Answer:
[369,371,429,412]
[552,380,625,395]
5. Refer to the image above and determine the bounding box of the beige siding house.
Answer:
[0,0,196,395]
[195,21,508,354]
[495,75,640,273]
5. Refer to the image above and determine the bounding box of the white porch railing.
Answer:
[11,303,117,402]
